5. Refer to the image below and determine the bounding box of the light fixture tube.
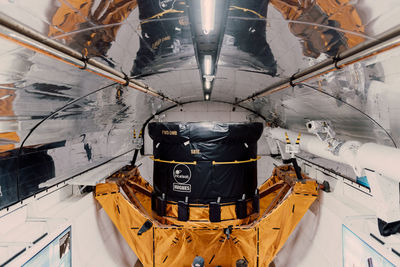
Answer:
[201,0,215,35]
[204,80,211,90]
[203,55,212,76]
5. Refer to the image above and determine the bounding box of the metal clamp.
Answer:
[289,75,296,87]
[79,55,89,70]
[333,55,342,70]
[122,72,130,86]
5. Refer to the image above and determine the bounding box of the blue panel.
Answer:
[356,176,370,188]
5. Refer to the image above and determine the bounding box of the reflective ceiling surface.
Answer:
[0,0,400,208]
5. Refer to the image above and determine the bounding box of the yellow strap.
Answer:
[296,132,301,144]
[212,156,261,165]
[149,156,197,165]
[141,9,185,25]
[285,132,291,144]
[229,6,265,19]
[150,156,261,165]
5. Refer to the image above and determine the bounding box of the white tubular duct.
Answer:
[355,143,400,181]
[266,127,400,182]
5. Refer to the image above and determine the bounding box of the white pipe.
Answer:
[266,127,400,182]
[355,143,400,181]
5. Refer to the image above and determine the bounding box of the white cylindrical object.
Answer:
[356,143,400,181]
[266,127,400,182]
[266,127,353,165]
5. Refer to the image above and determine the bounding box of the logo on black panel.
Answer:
[159,0,176,11]
[172,164,191,193]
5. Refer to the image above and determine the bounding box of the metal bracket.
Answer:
[306,120,343,155]
[133,128,144,149]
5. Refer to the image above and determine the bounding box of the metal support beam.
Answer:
[237,25,400,104]
[0,13,179,104]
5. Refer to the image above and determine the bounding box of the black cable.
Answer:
[300,82,397,148]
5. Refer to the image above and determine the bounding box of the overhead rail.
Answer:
[0,13,179,104]
[237,24,400,104]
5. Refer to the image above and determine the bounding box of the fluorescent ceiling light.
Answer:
[203,55,212,76]
[205,94,210,100]
[204,80,211,90]
[201,0,215,34]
